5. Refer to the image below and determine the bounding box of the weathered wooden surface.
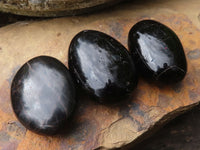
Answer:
[0,0,200,149]
[0,0,123,17]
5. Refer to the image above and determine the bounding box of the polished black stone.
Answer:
[69,30,138,103]
[11,56,76,135]
[128,20,187,83]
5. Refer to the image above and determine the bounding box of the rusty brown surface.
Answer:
[0,0,200,149]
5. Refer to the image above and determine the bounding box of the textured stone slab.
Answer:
[0,0,123,17]
[0,0,200,149]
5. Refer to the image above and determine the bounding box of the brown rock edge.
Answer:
[0,0,200,149]
[0,0,123,17]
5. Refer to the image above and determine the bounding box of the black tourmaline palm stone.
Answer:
[11,56,76,135]
[68,30,138,103]
[128,20,187,83]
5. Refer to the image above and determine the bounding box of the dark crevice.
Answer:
[131,105,200,150]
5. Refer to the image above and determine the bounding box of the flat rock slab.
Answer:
[0,0,200,149]
[0,0,123,17]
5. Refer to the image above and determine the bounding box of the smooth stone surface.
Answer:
[69,30,138,103]
[128,20,187,83]
[11,56,76,135]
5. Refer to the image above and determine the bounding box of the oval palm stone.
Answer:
[128,20,187,83]
[69,30,138,103]
[11,56,76,135]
